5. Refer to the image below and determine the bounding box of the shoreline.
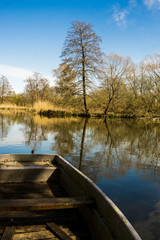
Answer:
[0,106,159,121]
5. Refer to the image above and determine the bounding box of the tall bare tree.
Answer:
[0,76,12,104]
[61,21,103,115]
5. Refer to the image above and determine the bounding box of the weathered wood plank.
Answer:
[0,197,94,211]
[0,167,56,183]
[47,222,72,240]
[0,217,80,227]
[0,182,61,199]
[16,224,89,239]
[0,182,52,192]
[0,208,79,221]
[0,192,54,199]
[0,182,66,199]
[0,210,81,230]
[1,224,90,240]
[12,229,56,240]
[1,226,15,240]
[15,225,46,233]
[0,154,55,164]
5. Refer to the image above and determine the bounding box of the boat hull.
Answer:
[0,154,141,240]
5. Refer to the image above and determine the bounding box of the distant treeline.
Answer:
[0,21,160,117]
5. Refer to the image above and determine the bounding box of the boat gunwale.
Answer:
[54,154,142,240]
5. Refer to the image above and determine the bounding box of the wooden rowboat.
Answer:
[0,154,141,240]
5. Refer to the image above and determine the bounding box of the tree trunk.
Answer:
[104,98,112,115]
[1,97,3,104]
[82,46,89,116]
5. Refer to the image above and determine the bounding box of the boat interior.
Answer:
[0,155,93,240]
[0,154,141,240]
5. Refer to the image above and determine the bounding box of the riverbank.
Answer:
[0,103,160,121]
[39,109,160,121]
[39,110,137,118]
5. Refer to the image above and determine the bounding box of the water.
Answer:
[0,112,160,239]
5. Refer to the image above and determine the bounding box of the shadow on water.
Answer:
[0,112,159,239]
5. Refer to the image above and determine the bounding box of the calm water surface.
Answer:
[0,112,160,240]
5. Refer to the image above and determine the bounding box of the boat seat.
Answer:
[0,197,94,211]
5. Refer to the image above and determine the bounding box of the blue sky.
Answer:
[0,0,160,92]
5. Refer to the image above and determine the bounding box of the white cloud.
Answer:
[113,7,128,28]
[112,1,138,28]
[0,64,53,93]
[0,65,33,80]
[143,0,160,9]
[0,65,33,92]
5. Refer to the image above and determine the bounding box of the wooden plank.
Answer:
[15,225,47,233]
[0,154,55,164]
[0,167,56,183]
[0,214,80,227]
[0,182,52,192]
[0,182,57,199]
[47,222,72,240]
[0,197,94,211]
[12,229,56,240]
[14,224,90,239]
[0,162,54,168]
[0,192,55,199]
[1,226,15,240]
[0,208,79,220]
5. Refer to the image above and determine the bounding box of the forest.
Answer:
[0,21,160,118]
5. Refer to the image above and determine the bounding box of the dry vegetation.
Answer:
[0,104,31,112]
[33,101,64,112]
[33,115,79,126]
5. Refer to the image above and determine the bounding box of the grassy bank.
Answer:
[0,102,160,120]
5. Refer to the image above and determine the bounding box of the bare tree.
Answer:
[138,64,156,113]
[0,76,12,104]
[126,63,139,99]
[54,63,77,106]
[24,72,50,106]
[100,54,130,114]
[61,21,103,115]
[146,54,160,79]
[145,54,160,103]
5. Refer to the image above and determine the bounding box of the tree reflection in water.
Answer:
[0,113,12,140]
[0,113,159,179]
[0,113,159,239]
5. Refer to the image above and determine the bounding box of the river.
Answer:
[0,112,159,239]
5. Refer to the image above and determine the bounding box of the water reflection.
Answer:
[21,117,48,152]
[0,112,159,239]
[79,118,88,170]
[0,114,11,140]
